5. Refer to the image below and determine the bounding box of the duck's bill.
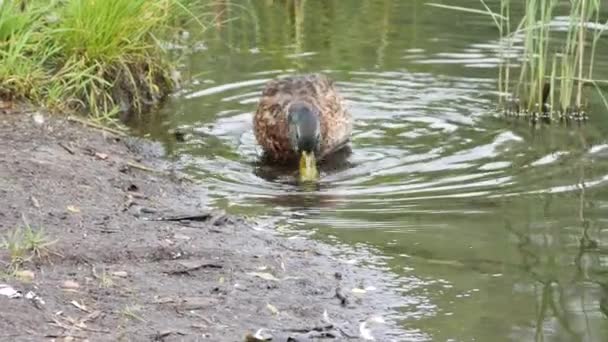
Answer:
[299,151,319,181]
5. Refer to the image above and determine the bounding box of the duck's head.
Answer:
[287,102,320,181]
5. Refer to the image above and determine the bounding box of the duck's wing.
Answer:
[253,78,297,161]
[316,76,353,158]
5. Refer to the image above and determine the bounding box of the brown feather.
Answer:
[253,73,352,162]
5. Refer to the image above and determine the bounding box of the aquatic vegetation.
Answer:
[428,0,608,121]
[0,0,201,119]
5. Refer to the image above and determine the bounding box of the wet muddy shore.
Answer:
[0,108,403,341]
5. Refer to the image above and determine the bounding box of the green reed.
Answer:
[428,0,607,121]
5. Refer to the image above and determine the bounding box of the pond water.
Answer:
[132,1,608,340]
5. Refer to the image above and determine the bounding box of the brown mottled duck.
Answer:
[253,73,352,180]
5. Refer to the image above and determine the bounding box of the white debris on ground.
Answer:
[0,284,22,298]
[1,284,45,307]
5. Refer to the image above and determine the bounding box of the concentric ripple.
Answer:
[165,68,607,219]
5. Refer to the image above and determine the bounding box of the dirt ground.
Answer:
[0,108,404,341]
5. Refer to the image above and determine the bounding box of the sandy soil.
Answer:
[0,108,404,341]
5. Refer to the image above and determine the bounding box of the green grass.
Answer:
[0,1,51,100]
[427,0,607,121]
[51,0,174,116]
[1,220,56,271]
[0,0,201,119]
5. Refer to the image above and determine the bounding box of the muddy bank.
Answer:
[0,108,405,341]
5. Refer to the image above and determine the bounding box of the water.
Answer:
[132,1,608,340]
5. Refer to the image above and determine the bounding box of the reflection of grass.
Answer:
[428,0,608,121]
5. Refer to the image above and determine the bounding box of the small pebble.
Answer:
[61,280,80,290]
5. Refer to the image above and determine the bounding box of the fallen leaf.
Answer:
[70,300,89,313]
[30,196,40,209]
[322,310,331,323]
[95,152,108,160]
[66,205,80,213]
[352,288,367,294]
[266,303,279,316]
[247,272,280,281]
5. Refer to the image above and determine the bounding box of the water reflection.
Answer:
[132,0,608,340]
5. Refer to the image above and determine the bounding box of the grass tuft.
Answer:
[1,219,56,271]
[51,0,175,116]
[0,0,203,120]
[0,1,51,100]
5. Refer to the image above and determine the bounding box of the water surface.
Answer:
[133,1,608,340]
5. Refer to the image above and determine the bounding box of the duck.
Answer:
[253,73,352,180]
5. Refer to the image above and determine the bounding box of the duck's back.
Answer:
[254,74,352,161]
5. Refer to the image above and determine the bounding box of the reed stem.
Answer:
[576,0,586,109]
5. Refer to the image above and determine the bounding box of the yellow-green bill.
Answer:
[299,151,319,182]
